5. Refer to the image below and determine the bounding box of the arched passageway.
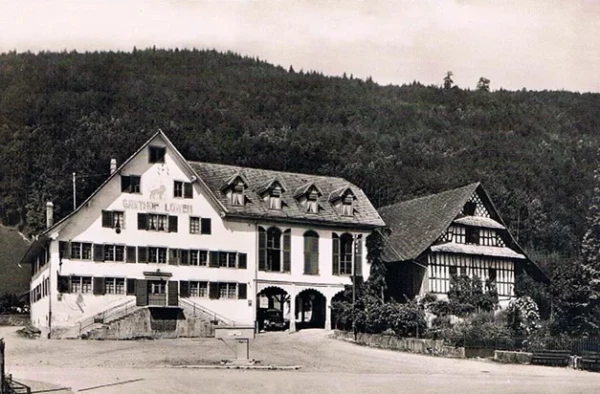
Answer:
[330,290,348,331]
[256,287,290,331]
[295,289,326,330]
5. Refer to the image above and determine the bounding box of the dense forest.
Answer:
[0,48,599,268]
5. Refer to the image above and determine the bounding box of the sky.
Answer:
[1,0,600,92]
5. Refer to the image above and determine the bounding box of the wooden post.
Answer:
[1,338,5,394]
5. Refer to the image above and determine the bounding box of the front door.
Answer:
[148,280,167,306]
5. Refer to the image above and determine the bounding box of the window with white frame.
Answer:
[105,277,125,294]
[219,283,238,299]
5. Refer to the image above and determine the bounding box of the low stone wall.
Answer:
[0,314,30,326]
[493,350,532,364]
[332,330,465,358]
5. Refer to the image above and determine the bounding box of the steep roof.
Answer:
[378,183,480,261]
[0,225,31,295]
[188,161,385,228]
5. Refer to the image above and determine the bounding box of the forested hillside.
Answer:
[0,48,598,264]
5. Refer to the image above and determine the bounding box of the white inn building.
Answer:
[21,130,385,338]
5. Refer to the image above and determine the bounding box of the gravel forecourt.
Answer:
[2,327,599,393]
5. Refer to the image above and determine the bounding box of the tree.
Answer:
[366,230,387,303]
[476,77,490,92]
[443,71,454,89]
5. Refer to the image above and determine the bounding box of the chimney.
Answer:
[110,158,117,174]
[46,202,54,228]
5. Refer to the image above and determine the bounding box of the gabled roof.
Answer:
[329,185,355,202]
[378,182,548,282]
[188,161,384,228]
[255,178,287,196]
[293,181,323,199]
[378,183,479,261]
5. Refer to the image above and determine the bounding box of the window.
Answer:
[138,213,178,232]
[463,201,476,216]
[219,283,238,299]
[150,281,166,294]
[71,276,92,294]
[190,217,211,234]
[190,217,200,234]
[269,186,282,210]
[258,227,290,272]
[307,190,319,213]
[71,242,82,259]
[174,181,193,199]
[148,247,167,264]
[488,268,497,283]
[449,266,458,278]
[82,243,92,260]
[231,181,245,206]
[149,146,166,163]
[304,231,319,275]
[102,245,125,262]
[267,227,281,271]
[121,175,141,193]
[333,233,354,276]
[342,194,354,216]
[105,278,125,294]
[466,227,480,245]
[102,210,124,229]
[189,281,208,297]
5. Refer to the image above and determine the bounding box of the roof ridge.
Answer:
[381,182,480,210]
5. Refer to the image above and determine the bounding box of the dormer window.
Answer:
[463,201,476,216]
[307,190,319,213]
[342,194,354,216]
[269,186,282,210]
[232,181,245,206]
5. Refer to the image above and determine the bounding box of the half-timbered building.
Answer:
[378,183,546,307]
[20,130,384,338]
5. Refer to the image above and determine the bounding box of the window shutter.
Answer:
[57,276,70,293]
[258,227,266,271]
[238,253,247,269]
[121,176,131,192]
[209,251,219,268]
[180,250,189,265]
[180,281,190,298]
[209,282,220,299]
[169,249,180,265]
[332,233,340,275]
[168,216,178,233]
[126,279,136,295]
[283,229,291,272]
[102,211,112,227]
[137,246,148,263]
[136,279,148,306]
[184,182,193,199]
[138,213,148,230]
[201,218,212,234]
[238,283,247,300]
[126,246,136,263]
[168,281,179,306]
[93,244,104,262]
[354,235,363,276]
[93,277,105,295]
[59,241,70,259]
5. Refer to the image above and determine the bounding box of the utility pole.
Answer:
[352,235,357,341]
[72,172,76,210]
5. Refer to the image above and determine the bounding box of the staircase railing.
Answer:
[179,298,235,326]
[78,299,137,336]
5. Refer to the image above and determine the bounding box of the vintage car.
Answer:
[259,308,289,331]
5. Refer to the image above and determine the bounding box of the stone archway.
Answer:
[256,286,290,332]
[295,289,326,330]
[330,290,348,331]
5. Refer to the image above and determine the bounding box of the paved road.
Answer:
[3,328,599,393]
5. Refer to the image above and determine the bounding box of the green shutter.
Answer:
[169,249,180,265]
[138,213,148,230]
[238,283,247,300]
[136,279,148,306]
[121,176,131,192]
[258,227,266,271]
[180,250,189,265]
[126,246,137,263]
[102,211,112,228]
[168,216,178,233]
[283,230,291,272]
[209,282,219,299]
[209,251,219,268]
[180,281,190,298]
[93,244,104,262]
[184,182,193,199]
[332,233,340,275]
[238,253,247,269]
[126,279,136,295]
[137,247,147,263]
[168,281,179,306]
[200,218,212,234]
[93,277,105,295]
[57,276,70,293]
